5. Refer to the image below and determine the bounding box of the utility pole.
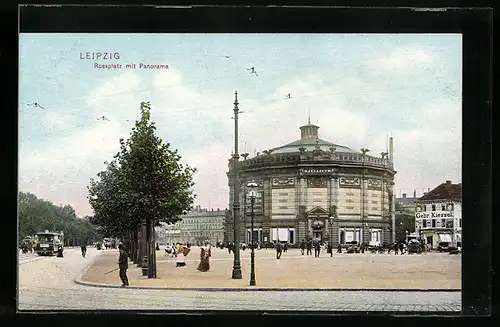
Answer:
[232,91,242,279]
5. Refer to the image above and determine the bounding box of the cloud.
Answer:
[373,46,433,72]
[19,39,461,217]
[364,97,462,192]
[182,143,230,209]
[39,110,82,130]
[19,72,145,216]
[19,120,130,211]
[85,70,144,120]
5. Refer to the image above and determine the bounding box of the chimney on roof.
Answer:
[413,190,416,198]
[446,180,451,185]
[402,193,407,198]
[389,137,394,163]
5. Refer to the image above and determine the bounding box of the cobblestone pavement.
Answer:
[18,252,46,265]
[18,247,461,313]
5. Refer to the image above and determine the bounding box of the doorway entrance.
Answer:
[426,236,433,248]
[340,231,345,244]
[313,231,323,241]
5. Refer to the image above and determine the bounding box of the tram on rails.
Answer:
[34,230,64,256]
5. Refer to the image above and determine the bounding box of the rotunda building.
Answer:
[226,121,397,247]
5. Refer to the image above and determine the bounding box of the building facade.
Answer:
[396,191,420,214]
[156,222,182,245]
[180,206,226,246]
[156,206,227,246]
[414,180,462,249]
[226,121,397,247]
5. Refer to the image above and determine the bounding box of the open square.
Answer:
[81,247,461,289]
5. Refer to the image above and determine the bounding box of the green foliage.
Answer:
[87,101,197,236]
[18,192,99,245]
[395,211,416,243]
[88,160,136,237]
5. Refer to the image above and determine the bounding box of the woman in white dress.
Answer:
[176,244,186,267]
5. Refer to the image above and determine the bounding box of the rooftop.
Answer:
[184,206,228,217]
[270,137,358,154]
[418,180,462,201]
[396,197,418,204]
[266,121,359,155]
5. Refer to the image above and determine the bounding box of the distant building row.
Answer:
[155,206,227,246]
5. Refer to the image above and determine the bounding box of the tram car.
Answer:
[35,230,64,256]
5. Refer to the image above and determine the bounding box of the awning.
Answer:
[438,234,452,243]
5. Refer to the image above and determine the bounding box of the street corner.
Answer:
[73,248,112,286]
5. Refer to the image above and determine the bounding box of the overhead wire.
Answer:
[19,46,460,142]
[20,77,460,130]
[19,45,457,109]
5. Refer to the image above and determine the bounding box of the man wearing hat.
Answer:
[118,243,129,286]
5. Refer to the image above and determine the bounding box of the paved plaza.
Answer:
[80,246,461,290]
[18,247,461,312]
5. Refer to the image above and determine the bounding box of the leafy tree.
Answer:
[395,202,416,243]
[88,160,136,238]
[88,102,196,278]
[18,192,99,246]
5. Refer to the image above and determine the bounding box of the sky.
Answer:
[18,34,462,217]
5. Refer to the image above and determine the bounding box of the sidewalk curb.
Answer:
[73,250,461,293]
[73,250,103,286]
[73,278,461,292]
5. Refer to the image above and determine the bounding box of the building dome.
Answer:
[254,122,358,155]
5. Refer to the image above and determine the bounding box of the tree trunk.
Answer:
[131,229,137,264]
[152,220,157,277]
[128,231,133,263]
[146,217,156,278]
[137,222,144,268]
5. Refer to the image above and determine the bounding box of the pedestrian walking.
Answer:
[327,242,333,257]
[117,244,129,286]
[80,243,87,258]
[337,243,342,253]
[314,239,321,258]
[197,241,210,272]
[299,239,305,255]
[306,239,313,255]
[176,244,188,267]
[275,241,283,259]
[283,242,288,252]
[394,242,399,255]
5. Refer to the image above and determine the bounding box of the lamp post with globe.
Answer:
[247,180,258,286]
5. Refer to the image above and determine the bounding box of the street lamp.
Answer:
[329,216,334,245]
[365,223,371,245]
[247,180,258,286]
